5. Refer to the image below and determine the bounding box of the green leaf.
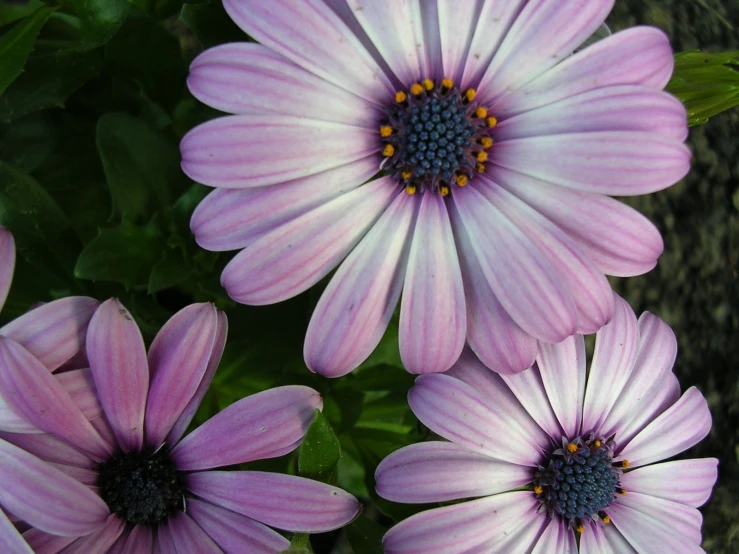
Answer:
[0,0,44,27]
[284,534,313,554]
[0,6,55,95]
[345,515,386,554]
[0,112,58,172]
[180,1,246,49]
[75,218,166,289]
[96,113,187,221]
[58,0,130,51]
[148,247,193,293]
[298,410,342,482]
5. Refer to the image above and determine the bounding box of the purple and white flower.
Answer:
[182,0,690,377]
[376,295,716,553]
[0,299,361,552]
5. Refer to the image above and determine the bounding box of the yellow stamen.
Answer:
[594,440,602,448]
[406,185,417,195]
[567,443,578,453]
[601,515,611,524]
[441,78,454,90]
[533,485,543,495]
[486,116,498,128]
[440,185,450,197]
[455,174,468,187]
[476,151,488,163]
[615,459,630,468]
[395,91,407,103]
[475,106,488,119]
[576,524,585,534]
[380,126,393,138]
[410,83,424,96]
[464,88,476,102]
[401,171,413,180]
[480,137,494,149]
[476,163,485,173]
[382,144,395,157]
[617,487,627,496]
[422,78,434,91]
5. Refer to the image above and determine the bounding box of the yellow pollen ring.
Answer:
[476,163,485,173]
[410,83,424,96]
[440,185,450,197]
[486,116,498,128]
[406,185,417,195]
[382,144,395,157]
[441,78,454,89]
[576,524,585,534]
[395,91,407,103]
[475,106,488,119]
[620,459,630,468]
[567,443,578,453]
[476,151,488,163]
[601,515,611,524]
[533,485,543,495]
[380,126,393,138]
[618,488,627,496]
[464,88,476,102]
[401,170,413,180]
[594,440,602,448]
[456,174,468,187]
[480,137,493,149]
[422,78,434,91]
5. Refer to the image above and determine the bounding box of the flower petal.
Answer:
[382,492,539,554]
[0,393,39,433]
[579,521,637,554]
[490,131,691,196]
[0,431,94,468]
[86,299,148,453]
[617,387,712,468]
[608,502,704,554]
[615,491,703,545]
[188,498,291,554]
[408,374,540,466]
[60,514,124,554]
[451,184,577,343]
[500,364,563,439]
[375,441,530,503]
[188,471,361,533]
[493,27,675,118]
[0,337,111,461]
[399,192,465,374]
[168,511,223,554]
[145,304,220,448]
[0,297,99,372]
[0,227,14,312]
[111,525,152,554]
[188,42,379,126]
[172,386,321,470]
[476,0,614,105]
[221,177,399,305]
[23,529,77,554]
[620,458,718,508]
[304,191,416,377]
[181,115,377,189]
[0,438,109,536]
[531,519,577,554]
[0,508,33,554]
[191,159,378,252]
[156,523,177,554]
[222,0,393,102]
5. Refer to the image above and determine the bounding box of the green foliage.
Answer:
[346,516,386,554]
[58,0,130,51]
[0,6,55,96]
[180,1,247,49]
[298,410,342,482]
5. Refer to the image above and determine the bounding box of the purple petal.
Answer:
[46,462,97,486]
[156,523,177,554]
[191,159,378,252]
[59,514,124,554]
[476,0,613,105]
[531,519,577,554]
[399,192,466,374]
[375,441,530,503]
[188,42,379,126]
[0,297,99,372]
[617,387,712,468]
[145,303,221,449]
[0,431,94,468]
[0,438,109,536]
[579,522,637,554]
[451,185,577,343]
[188,471,361,533]
[188,498,290,554]
[0,509,33,554]
[0,393,39,433]
[22,529,76,554]
[86,299,149,453]
[304,192,416,377]
[0,337,111,461]
[0,227,14,312]
[494,27,675,118]
[500,364,563,439]
[180,115,377,189]
[620,458,718,508]
[222,0,393,102]
[221,177,399,305]
[382,492,539,554]
[168,511,223,554]
[172,386,321,470]
[608,502,704,554]
[491,165,664,277]
[615,491,703,544]
[408,374,540,466]
[113,526,152,554]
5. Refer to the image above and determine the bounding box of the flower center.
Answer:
[97,447,186,526]
[379,78,496,196]
[533,436,628,532]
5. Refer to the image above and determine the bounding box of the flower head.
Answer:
[0,299,361,552]
[375,295,716,553]
[182,0,690,377]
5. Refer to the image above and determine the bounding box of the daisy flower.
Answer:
[0,299,361,552]
[375,295,716,553]
[182,0,690,377]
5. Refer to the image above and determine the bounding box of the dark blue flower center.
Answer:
[534,436,626,530]
[97,447,185,525]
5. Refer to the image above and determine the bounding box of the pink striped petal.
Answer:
[582,295,639,434]
[617,387,711,468]
[615,491,703,544]
[181,115,377,189]
[145,304,220,448]
[0,227,14,312]
[608,502,704,554]
[23,529,77,554]
[0,337,111,461]
[620,458,718,508]
[222,0,393,102]
[172,386,321,470]
[222,177,399,305]
[191,159,377,252]
[490,131,691,196]
[399,192,466,374]
[0,431,94,468]
[409,374,540,466]
[47,462,97,486]
[500,364,563,439]
[55,368,105,423]
[304,192,416,377]
[86,299,148,453]
[0,509,33,554]
[491,165,664,277]
[0,438,109,536]
[476,0,613,105]
[188,471,361,533]
[493,27,675,118]
[382,492,538,554]
[109,525,151,554]
[375,441,530,503]
[188,498,290,554]
[579,522,637,554]
[188,43,379,126]
[451,185,577,343]
[531,519,577,554]
[0,394,39,433]
[0,297,99,372]
[60,514,124,554]
[157,523,177,554]
[168,511,223,554]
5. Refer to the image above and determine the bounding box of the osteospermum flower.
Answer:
[0,226,100,432]
[182,0,690,377]
[375,295,716,553]
[0,299,360,552]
